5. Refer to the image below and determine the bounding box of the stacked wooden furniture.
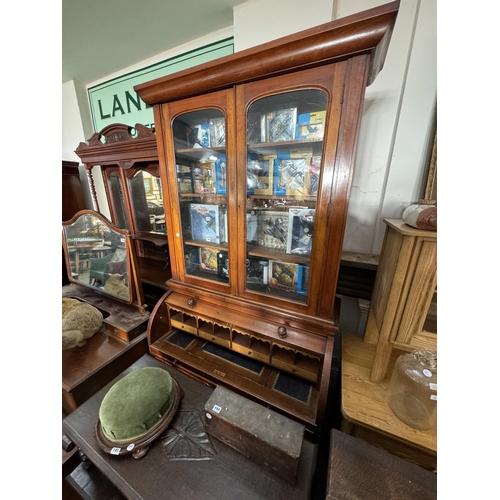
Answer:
[135,1,400,435]
[75,124,171,306]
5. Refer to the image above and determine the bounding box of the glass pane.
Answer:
[129,170,166,234]
[173,109,229,284]
[63,213,131,301]
[108,171,129,229]
[245,89,327,303]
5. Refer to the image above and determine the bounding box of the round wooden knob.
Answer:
[187,298,197,308]
[278,326,287,338]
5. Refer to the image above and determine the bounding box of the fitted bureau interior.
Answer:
[148,299,328,431]
[168,306,321,383]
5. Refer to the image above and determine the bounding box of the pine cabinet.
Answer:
[364,218,437,383]
[136,1,399,433]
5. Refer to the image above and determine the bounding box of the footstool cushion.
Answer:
[99,367,175,442]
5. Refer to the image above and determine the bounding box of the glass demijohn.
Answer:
[388,349,437,430]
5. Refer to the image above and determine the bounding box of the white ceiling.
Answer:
[62,0,248,88]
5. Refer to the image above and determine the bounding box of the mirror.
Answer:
[128,169,166,234]
[63,210,132,302]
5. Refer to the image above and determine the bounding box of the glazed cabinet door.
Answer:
[235,64,346,317]
[158,90,236,295]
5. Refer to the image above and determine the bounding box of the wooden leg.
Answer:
[63,389,77,416]
[340,418,355,435]
[363,308,379,345]
[369,340,393,383]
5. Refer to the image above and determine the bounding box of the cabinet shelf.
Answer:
[176,147,226,157]
[248,139,322,155]
[185,240,229,250]
[246,245,311,264]
[179,193,227,202]
[247,194,316,204]
[245,283,307,304]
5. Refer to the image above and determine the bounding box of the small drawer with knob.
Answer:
[197,318,230,348]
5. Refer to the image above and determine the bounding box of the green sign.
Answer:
[88,38,234,133]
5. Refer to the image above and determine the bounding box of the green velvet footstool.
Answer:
[95,367,182,459]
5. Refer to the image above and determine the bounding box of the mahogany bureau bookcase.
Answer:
[133,1,400,436]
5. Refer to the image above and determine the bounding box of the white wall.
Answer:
[233,0,334,51]
[62,0,436,256]
[62,80,111,218]
[62,81,86,162]
[335,0,436,253]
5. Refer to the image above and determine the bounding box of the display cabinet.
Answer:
[75,124,171,306]
[136,1,399,433]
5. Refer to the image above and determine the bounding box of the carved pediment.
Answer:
[75,124,156,152]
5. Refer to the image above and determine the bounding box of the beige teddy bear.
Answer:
[62,297,104,350]
[103,273,130,300]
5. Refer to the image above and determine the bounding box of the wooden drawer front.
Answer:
[232,329,271,364]
[170,318,197,335]
[169,309,197,335]
[271,358,318,383]
[271,345,319,383]
[231,343,270,364]
[199,330,230,349]
[103,322,146,342]
[104,324,129,342]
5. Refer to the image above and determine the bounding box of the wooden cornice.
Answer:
[75,123,158,167]
[135,1,399,106]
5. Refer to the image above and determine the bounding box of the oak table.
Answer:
[340,333,437,471]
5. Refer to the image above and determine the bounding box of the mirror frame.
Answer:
[62,209,144,309]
